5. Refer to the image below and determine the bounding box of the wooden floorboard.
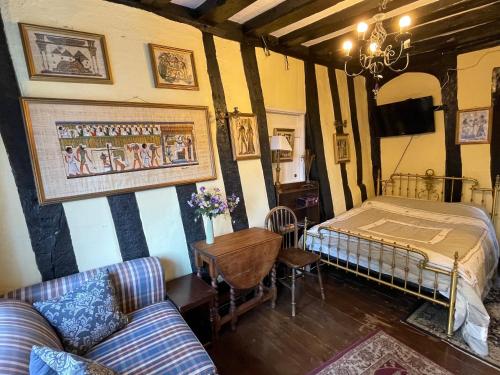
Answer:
[208,268,499,375]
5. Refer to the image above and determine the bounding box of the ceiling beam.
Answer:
[279,0,417,48]
[194,0,256,25]
[106,0,335,65]
[310,0,497,58]
[243,0,342,37]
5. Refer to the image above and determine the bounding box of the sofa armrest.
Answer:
[0,300,63,374]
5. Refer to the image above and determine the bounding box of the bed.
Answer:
[302,169,500,356]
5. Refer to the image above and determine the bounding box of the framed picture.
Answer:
[334,133,350,163]
[228,112,261,161]
[272,128,294,162]
[148,44,199,90]
[20,97,216,204]
[456,107,492,144]
[19,23,112,84]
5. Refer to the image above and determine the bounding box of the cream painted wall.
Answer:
[335,69,362,207]
[0,0,242,289]
[315,65,346,215]
[214,37,269,228]
[457,46,500,190]
[256,49,306,113]
[354,76,375,198]
[376,72,446,180]
[0,134,41,291]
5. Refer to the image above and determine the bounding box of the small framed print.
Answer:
[19,23,112,84]
[334,133,350,163]
[148,44,199,90]
[456,107,492,144]
[272,128,294,163]
[228,113,261,161]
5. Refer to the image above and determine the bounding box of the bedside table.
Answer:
[166,274,217,343]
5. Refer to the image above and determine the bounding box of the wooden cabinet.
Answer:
[275,181,320,226]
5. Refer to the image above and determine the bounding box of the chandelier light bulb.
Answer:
[357,22,368,40]
[342,40,353,56]
[357,22,368,33]
[369,42,378,55]
[399,15,411,31]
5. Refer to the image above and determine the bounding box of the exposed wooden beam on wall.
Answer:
[243,0,342,37]
[194,0,256,25]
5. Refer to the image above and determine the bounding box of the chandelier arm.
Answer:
[385,42,405,67]
[344,60,364,77]
[387,53,410,72]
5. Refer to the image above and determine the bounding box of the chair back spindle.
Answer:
[265,206,299,249]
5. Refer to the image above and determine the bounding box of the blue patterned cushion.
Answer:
[33,272,128,355]
[30,346,116,375]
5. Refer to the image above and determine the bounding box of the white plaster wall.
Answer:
[214,37,269,228]
[0,133,40,293]
[315,65,346,215]
[377,72,446,180]
[0,0,233,285]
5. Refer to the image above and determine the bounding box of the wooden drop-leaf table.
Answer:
[191,227,282,336]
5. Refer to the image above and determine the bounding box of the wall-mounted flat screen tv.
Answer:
[375,96,435,137]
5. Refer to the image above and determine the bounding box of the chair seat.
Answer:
[278,247,320,268]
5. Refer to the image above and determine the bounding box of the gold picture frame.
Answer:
[228,112,261,161]
[148,43,199,90]
[456,107,492,145]
[19,23,112,84]
[20,97,216,204]
[272,128,294,163]
[334,133,350,163]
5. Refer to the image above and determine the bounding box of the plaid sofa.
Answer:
[0,257,217,374]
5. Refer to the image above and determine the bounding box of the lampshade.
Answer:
[270,135,292,151]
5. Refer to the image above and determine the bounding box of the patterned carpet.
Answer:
[405,284,500,370]
[308,331,452,375]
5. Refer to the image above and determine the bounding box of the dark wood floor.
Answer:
[208,268,499,375]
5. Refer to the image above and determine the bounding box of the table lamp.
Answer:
[270,135,292,187]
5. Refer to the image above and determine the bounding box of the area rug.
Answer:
[308,330,452,374]
[405,283,500,370]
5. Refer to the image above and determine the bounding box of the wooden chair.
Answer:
[264,206,325,316]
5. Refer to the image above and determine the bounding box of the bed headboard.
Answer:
[377,169,500,223]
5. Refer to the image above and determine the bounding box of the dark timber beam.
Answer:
[279,0,415,48]
[243,0,342,37]
[107,0,333,65]
[310,0,499,60]
[194,0,256,25]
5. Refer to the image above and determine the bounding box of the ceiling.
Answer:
[111,0,500,66]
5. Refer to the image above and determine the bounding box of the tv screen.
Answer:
[375,96,435,137]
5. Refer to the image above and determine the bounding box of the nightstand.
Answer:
[165,273,217,344]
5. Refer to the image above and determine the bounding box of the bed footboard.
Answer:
[302,217,460,337]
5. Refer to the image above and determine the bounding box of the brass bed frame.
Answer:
[303,169,500,336]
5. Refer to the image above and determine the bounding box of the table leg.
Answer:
[230,287,237,331]
[271,264,277,309]
[195,252,202,278]
[211,275,220,338]
[209,297,216,343]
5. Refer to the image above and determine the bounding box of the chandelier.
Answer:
[341,0,412,96]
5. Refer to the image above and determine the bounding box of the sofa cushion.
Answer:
[3,257,165,314]
[33,272,128,355]
[0,300,63,375]
[85,301,216,375]
[30,346,116,375]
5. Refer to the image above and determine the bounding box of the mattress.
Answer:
[303,196,499,356]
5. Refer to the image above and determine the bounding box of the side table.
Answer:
[165,273,217,344]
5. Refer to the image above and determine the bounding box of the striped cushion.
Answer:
[0,299,63,375]
[2,257,165,314]
[85,301,217,375]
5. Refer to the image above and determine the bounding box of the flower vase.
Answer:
[204,216,214,245]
